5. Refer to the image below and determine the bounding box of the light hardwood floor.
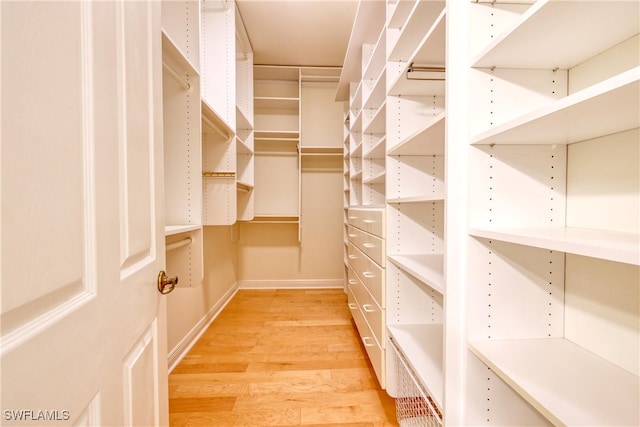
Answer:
[169,289,399,426]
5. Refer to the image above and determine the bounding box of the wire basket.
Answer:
[389,339,443,427]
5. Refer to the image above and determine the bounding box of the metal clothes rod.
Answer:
[406,65,446,81]
[166,236,192,252]
[301,168,343,172]
[254,151,299,157]
[162,62,191,92]
[203,171,236,177]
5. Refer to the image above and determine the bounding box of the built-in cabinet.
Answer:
[252,66,342,237]
[347,207,386,387]
[340,0,639,425]
[161,0,252,280]
[201,2,254,225]
[459,1,639,425]
[161,0,204,288]
[253,66,301,226]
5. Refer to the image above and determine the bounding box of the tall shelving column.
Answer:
[384,0,446,424]
[235,6,254,221]
[161,0,204,288]
[338,0,388,390]
[456,1,639,425]
[200,0,238,226]
[253,66,301,229]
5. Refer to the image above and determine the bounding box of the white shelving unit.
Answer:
[300,68,344,205]
[161,0,253,284]
[341,0,639,425]
[253,65,301,230]
[384,1,446,423]
[161,0,204,288]
[338,0,389,391]
[458,0,639,425]
[234,7,255,221]
[200,0,254,226]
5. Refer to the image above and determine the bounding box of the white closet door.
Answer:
[1,2,168,426]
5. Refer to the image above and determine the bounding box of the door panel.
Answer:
[118,0,155,273]
[1,1,168,426]
[1,0,92,346]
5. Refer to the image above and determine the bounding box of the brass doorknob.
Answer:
[157,270,178,294]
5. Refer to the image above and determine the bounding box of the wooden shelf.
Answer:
[469,338,639,426]
[254,96,299,110]
[471,0,639,69]
[363,135,386,159]
[161,30,199,79]
[165,224,201,236]
[363,70,386,110]
[411,9,446,69]
[300,146,343,156]
[336,0,386,101]
[362,28,386,87]
[201,99,233,139]
[387,194,444,204]
[236,135,253,154]
[469,226,639,266]
[388,324,444,410]
[363,103,386,135]
[471,68,640,146]
[387,254,444,295]
[386,0,415,31]
[387,0,445,62]
[236,181,253,192]
[236,105,253,131]
[250,215,299,224]
[387,112,445,156]
[363,170,385,185]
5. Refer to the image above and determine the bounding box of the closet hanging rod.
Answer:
[406,65,446,81]
[162,62,192,91]
[202,115,231,140]
[203,171,236,177]
[166,236,192,252]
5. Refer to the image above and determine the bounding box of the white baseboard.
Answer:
[238,279,344,289]
[167,282,239,373]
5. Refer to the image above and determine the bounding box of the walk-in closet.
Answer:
[2,0,638,426]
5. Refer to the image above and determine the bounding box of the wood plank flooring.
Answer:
[169,289,399,426]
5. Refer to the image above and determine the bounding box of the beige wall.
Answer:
[237,82,345,287]
[237,164,344,286]
[166,81,345,366]
[166,225,238,367]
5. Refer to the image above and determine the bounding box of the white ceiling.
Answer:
[236,0,358,68]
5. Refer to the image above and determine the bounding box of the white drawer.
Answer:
[347,284,385,388]
[347,266,385,347]
[347,225,385,267]
[347,207,385,238]
[347,242,385,308]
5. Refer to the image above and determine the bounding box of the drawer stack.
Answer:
[346,207,386,387]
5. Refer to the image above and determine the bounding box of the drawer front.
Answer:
[348,242,385,308]
[347,225,385,267]
[348,207,385,238]
[348,266,385,349]
[347,284,385,388]
[357,288,385,348]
